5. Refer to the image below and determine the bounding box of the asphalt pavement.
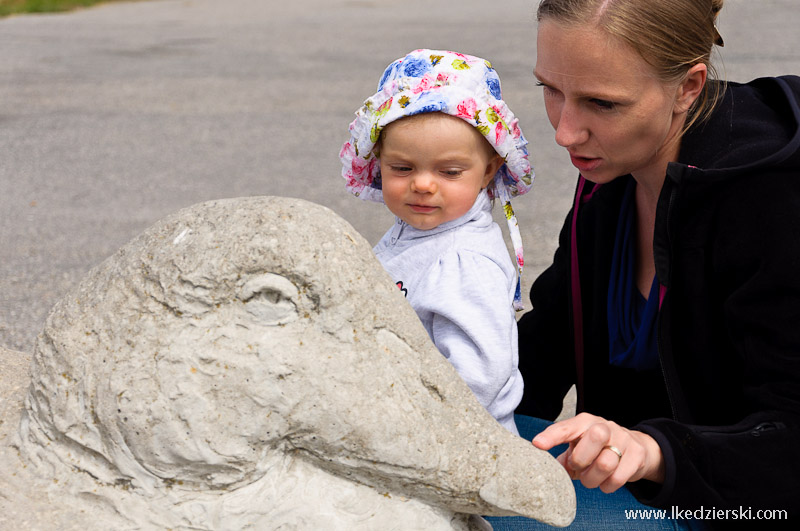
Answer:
[2,0,799,353]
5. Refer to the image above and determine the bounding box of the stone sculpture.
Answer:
[0,196,575,529]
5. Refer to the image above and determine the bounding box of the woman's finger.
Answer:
[531,412,602,450]
[533,414,666,489]
[599,444,639,493]
[564,421,611,471]
[574,442,621,489]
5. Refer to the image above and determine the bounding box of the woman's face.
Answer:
[535,20,689,185]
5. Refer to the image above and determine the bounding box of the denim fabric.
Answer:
[484,415,705,530]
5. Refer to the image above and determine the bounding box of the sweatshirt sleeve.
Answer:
[413,249,522,430]
[630,170,800,515]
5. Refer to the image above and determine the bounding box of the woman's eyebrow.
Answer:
[533,69,633,103]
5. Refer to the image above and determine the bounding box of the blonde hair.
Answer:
[537,0,726,131]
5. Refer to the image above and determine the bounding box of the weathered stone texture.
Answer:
[0,197,574,529]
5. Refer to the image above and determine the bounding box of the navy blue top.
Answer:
[607,179,660,371]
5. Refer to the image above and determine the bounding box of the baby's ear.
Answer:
[483,154,504,187]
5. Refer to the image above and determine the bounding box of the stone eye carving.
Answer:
[240,273,300,325]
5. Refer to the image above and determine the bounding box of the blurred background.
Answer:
[2,0,799,354]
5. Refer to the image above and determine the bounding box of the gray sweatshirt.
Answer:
[373,191,523,434]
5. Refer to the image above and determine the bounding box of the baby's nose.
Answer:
[411,172,437,193]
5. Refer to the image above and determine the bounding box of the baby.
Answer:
[340,49,533,434]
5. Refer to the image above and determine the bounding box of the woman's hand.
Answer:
[532,413,665,493]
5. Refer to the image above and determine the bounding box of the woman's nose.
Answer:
[554,103,589,148]
[411,172,437,193]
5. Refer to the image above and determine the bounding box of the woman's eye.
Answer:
[536,81,557,97]
[590,98,616,110]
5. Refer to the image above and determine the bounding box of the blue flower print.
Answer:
[408,92,448,115]
[378,60,401,90]
[486,76,502,100]
[402,57,431,78]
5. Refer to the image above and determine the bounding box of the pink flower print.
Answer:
[413,74,436,94]
[486,105,508,129]
[345,147,375,179]
[339,142,354,160]
[350,157,368,177]
[495,122,507,145]
[376,97,393,115]
[511,121,522,139]
[456,98,477,119]
[366,157,378,180]
[516,250,524,267]
[436,72,453,85]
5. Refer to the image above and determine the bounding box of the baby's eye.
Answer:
[442,169,463,177]
[389,165,412,173]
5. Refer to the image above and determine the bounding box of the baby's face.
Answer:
[378,113,501,230]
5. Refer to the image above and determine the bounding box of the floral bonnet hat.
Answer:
[339,49,534,309]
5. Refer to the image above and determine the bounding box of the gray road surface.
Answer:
[2,0,799,353]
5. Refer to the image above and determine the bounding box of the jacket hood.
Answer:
[676,75,800,180]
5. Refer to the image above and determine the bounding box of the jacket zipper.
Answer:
[390,220,404,245]
[657,179,680,422]
[750,421,786,437]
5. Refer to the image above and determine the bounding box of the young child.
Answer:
[340,49,533,434]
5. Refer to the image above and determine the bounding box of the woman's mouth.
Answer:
[569,154,602,173]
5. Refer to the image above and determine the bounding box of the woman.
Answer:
[492,0,800,528]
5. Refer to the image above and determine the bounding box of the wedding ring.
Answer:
[604,445,623,461]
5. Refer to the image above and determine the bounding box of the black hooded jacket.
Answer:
[516,76,800,523]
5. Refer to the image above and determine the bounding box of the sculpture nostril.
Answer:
[421,376,445,402]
